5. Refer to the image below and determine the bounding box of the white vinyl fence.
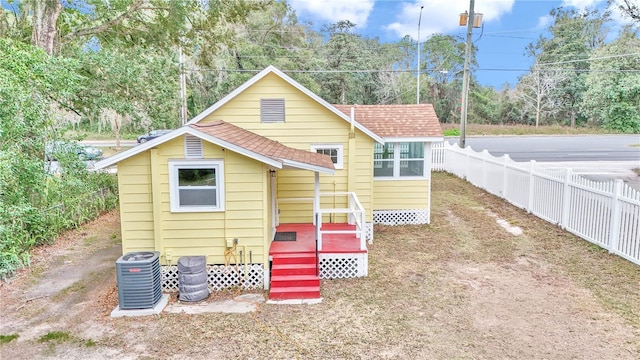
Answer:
[432,141,640,266]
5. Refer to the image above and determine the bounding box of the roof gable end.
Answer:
[186,66,383,143]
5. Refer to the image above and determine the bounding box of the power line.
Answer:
[537,52,640,66]
[185,67,640,74]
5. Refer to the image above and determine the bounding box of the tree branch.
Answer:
[65,0,145,39]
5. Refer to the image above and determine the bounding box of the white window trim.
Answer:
[169,159,225,212]
[311,144,344,169]
[374,142,427,180]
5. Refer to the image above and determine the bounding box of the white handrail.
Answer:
[316,192,366,251]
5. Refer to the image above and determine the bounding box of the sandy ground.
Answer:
[1,174,639,359]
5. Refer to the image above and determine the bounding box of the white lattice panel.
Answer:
[373,209,429,225]
[162,264,264,292]
[365,222,374,243]
[319,253,368,279]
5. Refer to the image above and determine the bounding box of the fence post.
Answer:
[464,147,470,180]
[482,150,488,190]
[502,155,509,198]
[560,168,572,229]
[608,179,623,254]
[527,160,536,213]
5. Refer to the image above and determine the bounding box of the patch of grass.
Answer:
[443,128,459,136]
[440,123,616,136]
[633,168,640,176]
[84,339,96,347]
[83,235,97,246]
[38,331,71,343]
[0,334,19,344]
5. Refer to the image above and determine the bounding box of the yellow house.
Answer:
[95,66,442,300]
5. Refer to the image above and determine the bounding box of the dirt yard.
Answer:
[1,172,639,359]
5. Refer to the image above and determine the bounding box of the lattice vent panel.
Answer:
[373,209,429,225]
[365,222,374,242]
[319,253,367,279]
[162,264,264,292]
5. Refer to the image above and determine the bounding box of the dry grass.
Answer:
[1,173,639,359]
[440,123,618,136]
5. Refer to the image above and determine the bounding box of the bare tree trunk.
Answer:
[570,111,576,128]
[31,0,62,55]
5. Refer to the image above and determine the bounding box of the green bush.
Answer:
[443,128,460,136]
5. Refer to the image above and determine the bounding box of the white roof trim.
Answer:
[186,65,384,144]
[94,126,335,173]
[383,136,444,143]
[94,129,187,169]
[282,159,335,175]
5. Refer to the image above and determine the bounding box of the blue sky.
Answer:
[289,0,636,88]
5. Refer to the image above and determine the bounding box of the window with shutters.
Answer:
[260,98,285,123]
[169,160,224,212]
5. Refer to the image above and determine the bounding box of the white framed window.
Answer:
[169,160,224,212]
[260,98,285,123]
[374,142,425,179]
[311,144,343,169]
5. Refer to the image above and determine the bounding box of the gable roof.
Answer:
[186,65,384,144]
[190,121,335,172]
[333,104,443,142]
[93,121,335,174]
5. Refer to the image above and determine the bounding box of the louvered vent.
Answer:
[260,98,285,123]
[184,135,203,159]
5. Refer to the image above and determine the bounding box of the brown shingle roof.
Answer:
[190,121,335,171]
[333,104,443,138]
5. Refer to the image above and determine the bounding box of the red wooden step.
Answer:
[270,274,320,288]
[271,263,316,276]
[271,252,317,265]
[269,286,321,300]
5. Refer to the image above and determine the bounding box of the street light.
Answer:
[458,0,483,148]
[417,5,424,104]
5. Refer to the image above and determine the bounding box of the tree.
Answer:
[582,27,640,133]
[420,34,469,122]
[0,38,80,206]
[611,0,640,22]
[75,45,181,141]
[527,8,609,127]
[516,66,565,127]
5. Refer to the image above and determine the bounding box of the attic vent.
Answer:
[184,135,203,159]
[260,98,285,123]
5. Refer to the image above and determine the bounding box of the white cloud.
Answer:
[561,0,603,10]
[385,0,515,40]
[537,15,554,29]
[288,0,375,28]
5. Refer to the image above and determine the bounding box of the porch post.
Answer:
[314,172,322,251]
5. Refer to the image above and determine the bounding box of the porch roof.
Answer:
[333,104,443,141]
[190,121,335,172]
[94,121,335,174]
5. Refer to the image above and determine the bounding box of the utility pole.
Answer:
[179,46,188,125]
[417,5,424,104]
[459,0,475,148]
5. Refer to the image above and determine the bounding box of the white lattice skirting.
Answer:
[162,264,264,292]
[365,222,374,243]
[319,253,368,279]
[373,209,430,225]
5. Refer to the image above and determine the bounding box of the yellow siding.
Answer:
[373,179,430,210]
[117,136,270,266]
[118,152,155,254]
[199,73,379,224]
[354,134,374,222]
